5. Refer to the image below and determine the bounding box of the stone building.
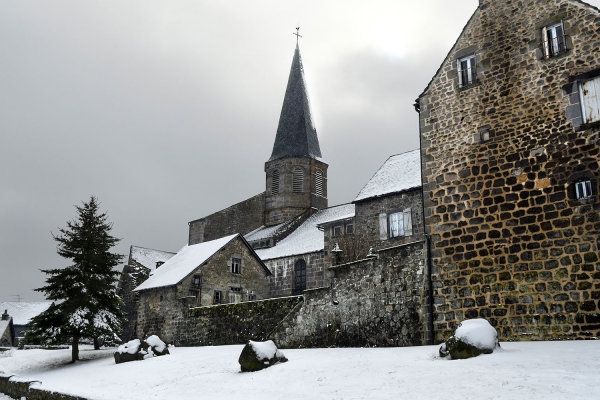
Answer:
[116,246,176,341]
[417,0,600,341]
[134,234,271,341]
[0,302,52,345]
[0,311,14,347]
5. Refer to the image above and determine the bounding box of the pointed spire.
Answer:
[269,45,322,161]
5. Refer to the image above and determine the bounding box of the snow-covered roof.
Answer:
[0,320,10,337]
[353,149,422,203]
[255,204,355,261]
[0,302,52,326]
[245,222,287,242]
[129,246,176,271]
[134,234,239,291]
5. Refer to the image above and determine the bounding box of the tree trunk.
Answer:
[94,336,100,350]
[71,334,80,363]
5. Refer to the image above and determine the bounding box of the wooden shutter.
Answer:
[457,59,463,87]
[379,213,388,240]
[581,77,600,124]
[403,208,413,236]
[541,27,550,58]
[293,167,304,193]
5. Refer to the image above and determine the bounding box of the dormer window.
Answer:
[155,261,164,268]
[458,55,476,88]
[271,170,280,195]
[575,180,593,200]
[293,167,304,193]
[542,22,566,58]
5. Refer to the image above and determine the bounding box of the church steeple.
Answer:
[264,43,328,227]
[269,45,322,161]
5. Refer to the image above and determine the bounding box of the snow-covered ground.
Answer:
[0,341,599,399]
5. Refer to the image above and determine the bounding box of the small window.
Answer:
[575,180,593,200]
[293,167,304,193]
[192,275,201,286]
[272,170,280,195]
[214,290,222,304]
[542,22,566,58]
[389,209,413,238]
[346,223,354,234]
[315,169,324,196]
[332,225,342,237]
[580,76,600,124]
[248,293,256,301]
[231,258,241,274]
[230,286,242,292]
[458,55,476,88]
[159,295,163,302]
[293,259,307,295]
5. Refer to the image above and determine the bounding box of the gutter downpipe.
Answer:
[415,97,435,346]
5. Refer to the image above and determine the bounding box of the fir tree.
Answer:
[27,196,124,362]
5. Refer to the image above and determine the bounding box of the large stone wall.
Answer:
[188,193,265,245]
[264,251,328,298]
[116,263,149,341]
[418,0,600,342]
[270,241,430,348]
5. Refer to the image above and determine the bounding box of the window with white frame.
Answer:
[346,223,354,235]
[575,180,593,200]
[458,55,476,88]
[542,22,566,58]
[332,225,342,237]
[213,290,222,304]
[580,76,600,124]
[231,257,241,274]
[388,209,413,239]
[292,167,304,193]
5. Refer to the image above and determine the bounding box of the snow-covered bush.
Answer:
[238,340,287,372]
[439,319,500,360]
[0,348,14,357]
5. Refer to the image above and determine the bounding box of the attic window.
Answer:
[315,169,324,196]
[458,55,476,88]
[272,170,280,195]
[293,167,304,193]
[231,258,241,274]
[542,22,566,58]
[575,180,593,200]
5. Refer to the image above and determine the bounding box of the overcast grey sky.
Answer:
[3,0,598,302]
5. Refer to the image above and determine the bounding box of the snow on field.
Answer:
[0,341,599,400]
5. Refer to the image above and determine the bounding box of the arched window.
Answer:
[271,170,280,195]
[293,259,306,295]
[315,168,324,196]
[292,167,304,193]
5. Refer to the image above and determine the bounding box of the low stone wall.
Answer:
[170,296,304,346]
[270,241,430,348]
[0,373,87,400]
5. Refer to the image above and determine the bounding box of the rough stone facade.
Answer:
[188,193,265,245]
[264,251,327,298]
[136,236,270,342]
[418,0,600,342]
[264,157,328,226]
[116,263,149,341]
[269,241,429,348]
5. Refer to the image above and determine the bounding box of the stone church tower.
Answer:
[264,45,328,226]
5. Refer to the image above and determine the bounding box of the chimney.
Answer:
[1,309,8,321]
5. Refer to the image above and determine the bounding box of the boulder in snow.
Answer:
[114,336,170,364]
[439,319,500,360]
[238,340,287,372]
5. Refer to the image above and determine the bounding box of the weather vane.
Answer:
[293,26,302,44]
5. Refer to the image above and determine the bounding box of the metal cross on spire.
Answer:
[293,26,302,44]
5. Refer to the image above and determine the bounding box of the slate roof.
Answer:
[134,234,270,292]
[269,45,322,161]
[0,302,52,326]
[129,246,176,271]
[353,149,422,203]
[255,204,355,260]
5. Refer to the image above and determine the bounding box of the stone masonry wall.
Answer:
[116,262,150,342]
[0,373,87,400]
[188,193,265,245]
[270,241,429,348]
[419,0,600,342]
[264,251,327,298]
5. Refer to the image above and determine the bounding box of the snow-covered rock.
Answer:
[439,319,500,360]
[238,340,287,372]
[114,336,170,364]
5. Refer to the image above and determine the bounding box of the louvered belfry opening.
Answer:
[292,167,304,193]
[271,170,280,195]
[315,168,323,196]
